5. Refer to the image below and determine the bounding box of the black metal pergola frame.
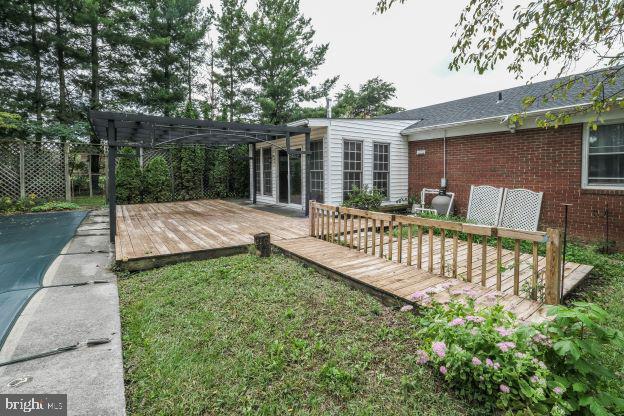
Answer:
[88,111,312,244]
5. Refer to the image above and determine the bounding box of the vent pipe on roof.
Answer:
[497,91,503,103]
[326,97,332,119]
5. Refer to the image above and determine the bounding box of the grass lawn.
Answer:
[118,254,480,415]
[72,195,106,209]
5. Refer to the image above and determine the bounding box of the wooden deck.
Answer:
[352,230,592,299]
[115,199,593,321]
[115,199,308,270]
[274,236,550,322]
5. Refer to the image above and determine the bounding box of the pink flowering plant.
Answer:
[413,297,624,415]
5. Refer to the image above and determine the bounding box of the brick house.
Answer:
[256,71,622,248]
[379,71,623,249]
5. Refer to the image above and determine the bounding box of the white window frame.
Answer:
[262,147,273,196]
[581,121,624,190]
[342,138,363,201]
[372,141,391,200]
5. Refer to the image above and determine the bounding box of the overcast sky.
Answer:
[204,0,597,110]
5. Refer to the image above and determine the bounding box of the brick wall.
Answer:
[408,124,624,249]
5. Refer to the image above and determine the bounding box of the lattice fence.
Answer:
[0,140,103,201]
[0,141,21,198]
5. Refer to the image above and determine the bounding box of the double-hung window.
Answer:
[373,143,390,198]
[262,149,272,196]
[583,123,624,189]
[309,141,324,202]
[343,140,362,200]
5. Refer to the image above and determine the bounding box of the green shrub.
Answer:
[172,146,204,200]
[31,201,81,212]
[116,147,142,204]
[342,185,384,211]
[409,290,624,415]
[143,156,171,203]
[0,194,39,213]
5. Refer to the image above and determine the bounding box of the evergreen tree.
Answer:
[247,0,337,124]
[213,0,252,122]
[116,147,142,203]
[132,0,209,116]
[143,156,171,202]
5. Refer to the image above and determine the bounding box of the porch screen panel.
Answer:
[262,149,272,196]
[588,124,624,186]
[373,143,389,197]
[343,140,362,200]
[310,141,324,202]
[254,149,261,195]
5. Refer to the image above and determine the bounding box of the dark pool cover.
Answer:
[0,211,87,347]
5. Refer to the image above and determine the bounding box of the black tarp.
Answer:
[0,211,87,347]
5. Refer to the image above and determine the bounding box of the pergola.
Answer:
[88,111,312,243]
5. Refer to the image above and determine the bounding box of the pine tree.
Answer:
[132,0,209,116]
[213,0,252,122]
[247,0,337,124]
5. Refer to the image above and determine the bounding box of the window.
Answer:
[584,123,624,189]
[254,149,261,195]
[262,148,272,196]
[373,143,390,198]
[343,140,362,200]
[309,141,324,202]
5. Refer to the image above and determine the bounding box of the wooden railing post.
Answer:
[545,228,562,305]
[309,200,316,237]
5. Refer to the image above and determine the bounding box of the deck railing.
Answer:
[309,201,562,304]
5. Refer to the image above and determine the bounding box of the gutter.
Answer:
[400,102,592,136]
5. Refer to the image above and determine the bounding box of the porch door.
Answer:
[289,152,302,205]
[278,149,303,205]
[278,150,289,203]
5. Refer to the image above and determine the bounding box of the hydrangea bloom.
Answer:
[471,356,482,366]
[439,366,447,375]
[496,341,516,352]
[553,386,564,395]
[400,304,414,312]
[499,384,510,394]
[409,291,429,302]
[530,375,540,384]
[449,317,465,327]
[532,332,553,347]
[495,326,513,337]
[432,341,447,358]
[416,350,429,364]
[466,315,485,324]
[485,358,494,367]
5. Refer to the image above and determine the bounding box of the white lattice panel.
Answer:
[0,142,20,198]
[24,141,66,200]
[466,185,504,226]
[498,188,543,231]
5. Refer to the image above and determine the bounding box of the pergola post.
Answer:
[304,131,311,217]
[107,119,117,244]
[250,143,257,204]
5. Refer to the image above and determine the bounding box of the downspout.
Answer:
[442,129,447,189]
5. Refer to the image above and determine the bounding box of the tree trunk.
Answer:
[89,17,101,192]
[29,1,42,141]
[55,1,67,124]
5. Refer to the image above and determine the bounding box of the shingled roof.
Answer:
[379,68,623,131]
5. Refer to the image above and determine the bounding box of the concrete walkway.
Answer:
[0,210,126,415]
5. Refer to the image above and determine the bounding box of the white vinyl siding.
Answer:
[325,119,415,204]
